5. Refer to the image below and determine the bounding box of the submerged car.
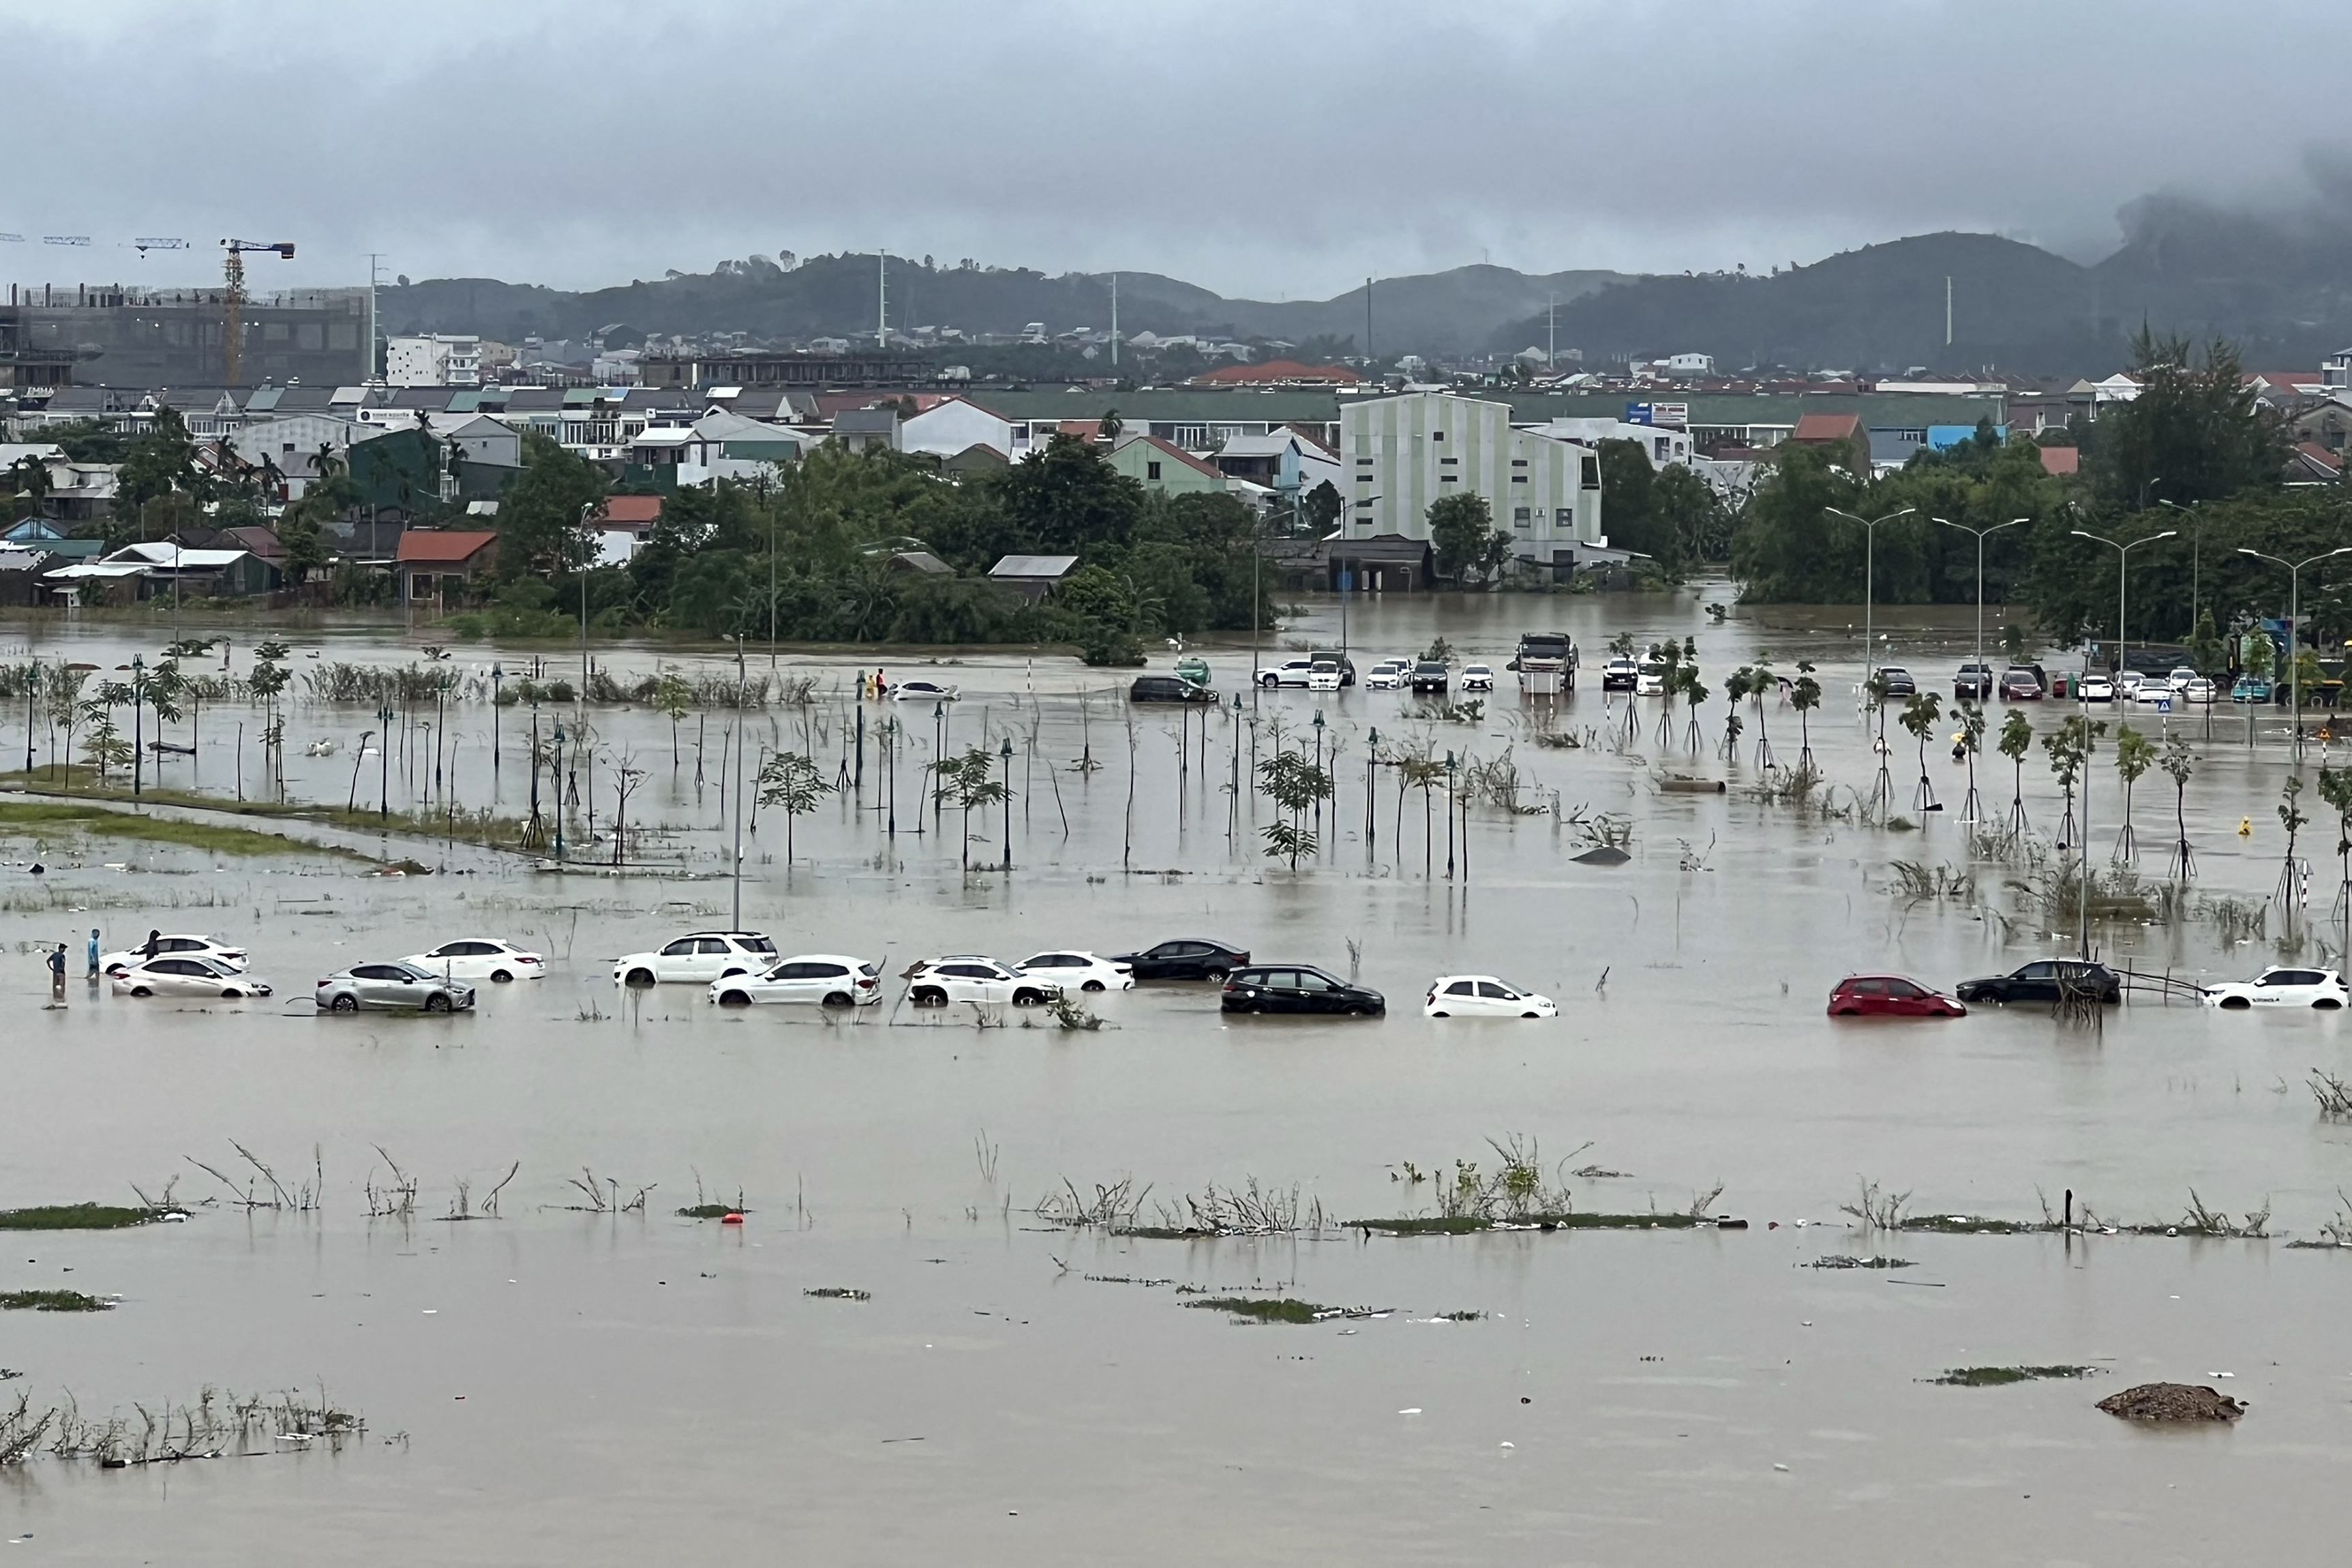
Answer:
[1014,950,1135,991]
[2079,673,2115,702]
[401,938,545,982]
[1459,663,1496,693]
[1106,938,1251,982]
[112,954,272,1000]
[1174,655,1212,689]
[1954,959,2120,1006]
[1873,666,1917,699]
[890,679,959,702]
[1220,965,1385,1016]
[1826,974,1965,1017]
[1408,659,1450,695]
[711,954,882,1008]
[316,962,474,1013]
[1365,659,1407,691]
[1423,975,1557,1018]
[2166,666,2198,693]
[903,956,1059,1009]
[1130,675,1216,704]
[2231,675,2274,704]
[613,931,778,987]
[1953,662,1995,701]
[2000,667,2044,700]
[1599,657,1640,692]
[2182,676,2217,704]
[2201,966,2349,1010]
[100,934,249,977]
[1635,660,1668,697]
[1307,658,1344,692]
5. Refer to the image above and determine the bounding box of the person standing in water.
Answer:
[87,928,100,980]
[48,943,67,1003]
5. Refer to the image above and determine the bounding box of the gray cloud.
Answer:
[5,0,2344,297]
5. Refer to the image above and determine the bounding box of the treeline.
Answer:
[1728,330,2328,646]
[485,433,1275,663]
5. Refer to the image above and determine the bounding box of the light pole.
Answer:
[577,500,596,702]
[1366,724,1380,856]
[2156,498,2205,636]
[1312,708,1325,841]
[377,702,393,819]
[23,653,35,774]
[131,654,144,798]
[1931,515,2025,684]
[729,637,747,926]
[552,722,566,861]
[2070,526,2177,672]
[2237,545,2352,762]
[1824,506,1915,695]
[491,661,503,779]
[999,736,1014,869]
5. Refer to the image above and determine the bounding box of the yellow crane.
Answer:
[220,238,295,384]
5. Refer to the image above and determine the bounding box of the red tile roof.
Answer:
[598,495,663,526]
[395,529,498,565]
[2037,446,2081,476]
[1790,412,1861,442]
[1188,359,1361,387]
[1128,434,1223,479]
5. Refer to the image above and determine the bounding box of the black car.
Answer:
[1130,676,1216,704]
[1953,662,1994,701]
[1221,965,1385,1016]
[1954,959,2121,1006]
[1873,666,1918,699]
[1408,660,1450,694]
[1108,938,1251,982]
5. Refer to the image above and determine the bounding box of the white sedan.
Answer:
[1365,660,1406,691]
[112,954,273,999]
[890,679,959,702]
[1460,663,1496,693]
[2183,677,2217,704]
[1015,950,1135,991]
[402,938,545,982]
[100,935,249,977]
[903,956,1061,1010]
[1423,974,1558,1018]
[711,954,882,1008]
[2079,674,2115,702]
[2203,966,2349,1010]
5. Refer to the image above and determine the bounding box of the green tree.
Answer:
[1789,662,1822,764]
[1899,691,1943,808]
[1650,463,1728,564]
[2041,714,2104,847]
[1427,492,1498,586]
[494,432,607,581]
[1257,748,1332,871]
[2112,723,2154,862]
[994,432,1143,556]
[756,749,838,866]
[1301,479,1342,534]
[930,744,1009,871]
[109,406,199,543]
[1998,708,2034,834]
[1595,439,1659,560]
[2093,328,2282,511]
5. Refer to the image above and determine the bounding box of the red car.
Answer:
[1827,974,1967,1018]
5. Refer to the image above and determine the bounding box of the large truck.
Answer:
[1515,633,1577,696]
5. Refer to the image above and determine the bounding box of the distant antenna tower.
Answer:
[1111,272,1119,367]
[877,251,888,349]
[1945,275,1953,348]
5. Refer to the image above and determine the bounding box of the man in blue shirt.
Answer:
[87,929,100,980]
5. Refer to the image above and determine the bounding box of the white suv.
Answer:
[904,956,1062,1010]
[613,931,779,986]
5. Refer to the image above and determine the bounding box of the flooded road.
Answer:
[3,591,2349,1563]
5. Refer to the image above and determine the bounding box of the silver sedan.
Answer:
[315,961,475,1014]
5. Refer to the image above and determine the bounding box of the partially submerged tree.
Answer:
[2160,733,2198,880]
[1998,708,2035,840]
[931,744,1009,871]
[756,749,837,866]
[1790,661,1822,767]
[1899,691,1943,811]
[2041,714,2104,851]
[2111,723,2154,863]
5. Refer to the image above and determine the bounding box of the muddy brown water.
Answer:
[3,590,2351,1564]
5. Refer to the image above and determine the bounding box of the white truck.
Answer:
[1515,633,1577,696]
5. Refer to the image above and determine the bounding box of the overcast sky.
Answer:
[5,0,2343,300]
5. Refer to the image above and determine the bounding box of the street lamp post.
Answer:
[1443,751,1458,879]
[131,654,144,798]
[999,736,1014,869]
[23,654,35,774]
[577,500,596,702]
[1312,709,1325,839]
[1344,494,1380,669]
[491,662,503,780]
[1366,725,1380,856]
[1931,515,2026,684]
[2157,498,2205,636]
[1824,506,1916,697]
[2070,526,2177,672]
[552,722,567,861]
[730,637,746,927]
[2237,545,2352,762]
[378,703,393,819]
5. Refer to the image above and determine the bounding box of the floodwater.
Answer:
[3,586,2351,1565]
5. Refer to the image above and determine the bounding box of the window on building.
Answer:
[1440,456,1458,465]
[1356,457,1374,466]
[1147,460,1162,480]
[1513,507,1532,529]
[1510,457,1527,467]
[1511,474,1528,483]
[1580,456,1600,489]
[1554,507,1574,528]
[1441,474,1459,483]
[1431,429,1445,441]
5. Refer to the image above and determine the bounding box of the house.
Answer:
[2037,446,2081,477]
[387,334,483,388]
[432,412,524,470]
[832,407,902,452]
[1327,534,1433,594]
[1789,411,1870,473]
[2289,442,2343,482]
[987,554,1081,600]
[1338,391,1605,577]
[1209,428,1344,495]
[900,394,1015,458]
[887,550,954,576]
[1106,434,1225,495]
[222,526,288,572]
[0,547,61,606]
[594,495,662,565]
[104,540,280,596]
[395,528,498,605]
[941,442,1008,478]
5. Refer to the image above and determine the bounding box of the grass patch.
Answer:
[0,800,370,862]
[0,772,533,854]
[0,1203,163,1231]
[1,1289,110,1311]
[1183,1296,1326,1324]
[1898,1215,2035,1235]
[1807,1254,1916,1269]
[676,1203,744,1220]
[803,1287,870,1301]
[1349,1211,1700,1235]
[1931,1365,2095,1387]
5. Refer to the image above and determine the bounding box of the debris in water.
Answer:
[1572,846,1631,866]
[2097,1383,2246,1421]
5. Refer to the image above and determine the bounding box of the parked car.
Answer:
[2167,666,2198,693]
[1174,655,1211,689]
[1408,659,1450,694]
[401,938,545,982]
[2231,674,2274,704]
[1130,675,1215,704]
[1873,666,1917,699]
[1826,974,1966,1017]
[1014,950,1135,991]
[1220,965,1385,1016]
[612,931,779,987]
[112,954,273,1000]
[316,962,475,1013]
[1954,959,2120,1006]
[1260,655,1355,689]
[2079,672,2115,702]
[2201,966,2350,1010]
[2183,676,2217,704]
[1459,663,1496,693]
[1366,659,1407,691]
[1635,660,1668,697]
[903,956,1059,1009]
[2117,671,2145,700]
[1107,938,1252,982]
[2000,666,2044,699]
[1600,657,1640,692]
[1953,662,1995,701]
[99,933,248,977]
[889,679,959,702]
[711,954,881,1008]
[1423,974,1557,1018]
[1307,658,1344,691]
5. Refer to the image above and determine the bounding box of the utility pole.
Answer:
[1547,295,1556,370]
[367,252,387,380]
[1110,272,1118,367]
[876,251,888,349]
[1945,275,1953,348]
[1364,276,1373,374]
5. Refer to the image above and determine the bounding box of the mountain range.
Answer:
[378,192,2352,376]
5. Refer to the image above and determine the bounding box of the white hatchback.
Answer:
[100,934,248,977]
[402,938,545,983]
[1015,950,1135,991]
[711,954,882,1008]
[2203,966,2349,1010]
[1423,974,1558,1018]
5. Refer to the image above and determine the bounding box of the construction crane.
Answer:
[221,238,295,385]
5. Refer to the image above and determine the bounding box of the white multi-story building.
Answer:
[1338,391,1604,572]
[385,333,482,388]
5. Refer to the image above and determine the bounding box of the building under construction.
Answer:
[0,282,373,389]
